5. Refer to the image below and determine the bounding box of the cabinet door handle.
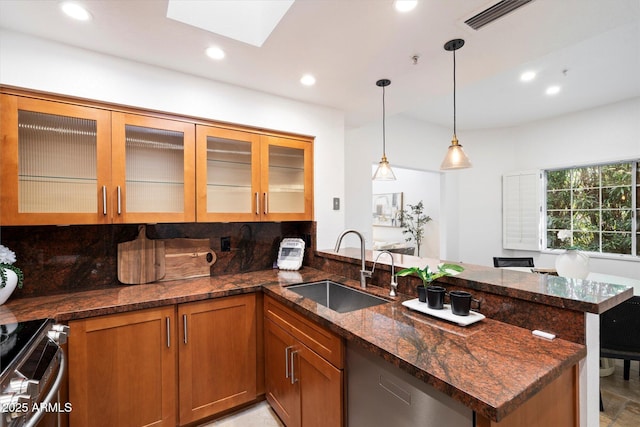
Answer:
[255,192,260,216]
[166,317,171,348]
[290,350,299,384]
[183,314,188,344]
[263,192,268,215]
[117,186,122,215]
[102,186,107,215]
[285,346,292,379]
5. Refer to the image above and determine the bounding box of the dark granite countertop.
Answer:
[261,273,586,422]
[0,268,327,323]
[0,266,586,422]
[320,248,633,314]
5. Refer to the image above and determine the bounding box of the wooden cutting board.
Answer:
[117,225,166,284]
[160,238,216,281]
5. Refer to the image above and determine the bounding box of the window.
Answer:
[545,161,639,257]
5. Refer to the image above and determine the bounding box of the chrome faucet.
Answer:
[372,250,398,297]
[334,229,371,289]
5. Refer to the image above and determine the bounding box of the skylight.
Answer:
[166,0,295,47]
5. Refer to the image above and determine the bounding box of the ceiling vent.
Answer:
[465,0,534,30]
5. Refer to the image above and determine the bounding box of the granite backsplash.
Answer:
[0,221,315,298]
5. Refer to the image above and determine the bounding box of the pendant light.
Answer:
[440,39,472,170]
[372,79,396,181]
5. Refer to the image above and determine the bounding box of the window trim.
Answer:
[502,159,640,262]
[542,159,639,258]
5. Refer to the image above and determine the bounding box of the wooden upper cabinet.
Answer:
[1,90,313,225]
[111,112,196,223]
[261,135,313,222]
[0,94,112,225]
[196,125,261,222]
[196,125,314,222]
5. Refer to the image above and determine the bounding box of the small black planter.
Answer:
[417,285,427,302]
[426,286,446,309]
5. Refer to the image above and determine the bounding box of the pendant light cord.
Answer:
[382,84,386,156]
[453,48,457,137]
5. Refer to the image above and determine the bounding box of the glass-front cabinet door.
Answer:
[261,135,313,222]
[111,113,195,223]
[1,92,312,226]
[196,126,261,222]
[0,94,112,225]
[196,127,313,222]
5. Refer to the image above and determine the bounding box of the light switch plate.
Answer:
[333,197,340,210]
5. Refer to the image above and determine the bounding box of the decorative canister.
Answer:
[555,249,589,279]
[0,268,18,305]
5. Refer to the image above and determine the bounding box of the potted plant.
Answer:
[0,244,24,305]
[396,263,464,308]
[399,201,431,256]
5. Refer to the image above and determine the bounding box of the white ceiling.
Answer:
[0,0,638,130]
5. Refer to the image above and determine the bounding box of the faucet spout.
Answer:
[372,250,398,297]
[334,229,370,289]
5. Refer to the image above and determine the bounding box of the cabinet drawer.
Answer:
[264,295,343,369]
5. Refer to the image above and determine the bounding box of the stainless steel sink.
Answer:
[286,280,388,313]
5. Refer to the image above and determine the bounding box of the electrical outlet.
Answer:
[221,236,231,252]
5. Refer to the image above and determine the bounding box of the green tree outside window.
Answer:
[545,161,638,256]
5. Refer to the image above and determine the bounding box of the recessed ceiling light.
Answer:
[60,2,92,21]
[520,71,536,82]
[205,46,225,60]
[300,74,316,86]
[546,85,561,95]
[395,0,418,12]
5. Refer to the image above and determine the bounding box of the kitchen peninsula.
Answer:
[0,250,630,426]
[313,248,633,427]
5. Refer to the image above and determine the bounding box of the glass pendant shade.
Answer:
[372,79,396,181]
[440,135,472,170]
[441,39,471,171]
[373,155,396,180]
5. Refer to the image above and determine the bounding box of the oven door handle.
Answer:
[23,348,67,427]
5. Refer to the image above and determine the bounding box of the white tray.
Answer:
[401,299,485,326]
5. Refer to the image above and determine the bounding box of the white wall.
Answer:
[0,30,345,250]
[371,166,441,258]
[344,115,455,255]
[346,98,639,278]
[345,114,474,262]
[487,97,640,278]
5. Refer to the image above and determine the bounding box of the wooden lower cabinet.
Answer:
[68,306,176,427]
[475,365,578,427]
[264,296,344,427]
[265,318,300,426]
[178,294,257,425]
[68,294,258,427]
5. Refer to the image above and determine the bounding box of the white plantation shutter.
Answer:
[502,170,542,250]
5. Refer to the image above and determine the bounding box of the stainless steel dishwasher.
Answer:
[347,345,474,427]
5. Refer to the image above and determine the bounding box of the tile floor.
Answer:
[200,360,639,427]
[600,359,640,427]
[198,401,283,427]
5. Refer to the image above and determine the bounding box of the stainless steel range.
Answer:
[0,318,68,427]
